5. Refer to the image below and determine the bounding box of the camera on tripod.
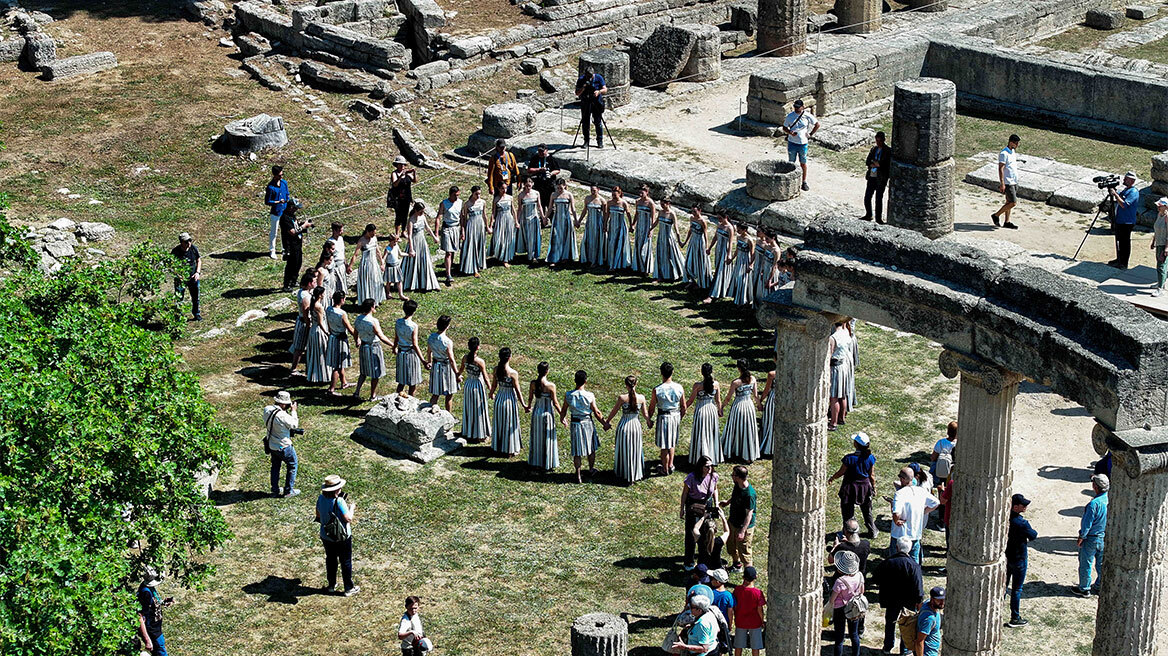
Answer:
[1093,175,1121,190]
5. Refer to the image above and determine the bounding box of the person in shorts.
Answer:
[991,135,1021,229]
[732,566,765,655]
[782,99,820,192]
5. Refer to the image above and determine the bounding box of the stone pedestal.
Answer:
[747,159,802,201]
[352,393,461,462]
[215,113,287,156]
[570,613,627,656]
[889,78,956,239]
[482,102,537,139]
[939,350,1022,656]
[835,0,881,34]
[765,304,834,656]
[579,49,630,108]
[680,24,722,83]
[758,0,807,57]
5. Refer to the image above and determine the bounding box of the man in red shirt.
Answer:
[731,566,765,656]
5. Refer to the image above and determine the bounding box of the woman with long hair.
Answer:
[457,337,492,444]
[728,224,755,307]
[288,268,316,373]
[426,315,459,412]
[695,509,730,570]
[580,184,607,268]
[315,247,337,301]
[546,179,579,266]
[402,202,440,293]
[754,231,781,304]
[490,347,528,456]
[604,375,648,484]
[516,176,544,263]
[305,286,330,384]
[686,363,722,465]
[325,290,355,396]
[605,186,633,271]
[703,213,735,303]
[352,298,395,399]
[349,223,386,306]
[828,320,854,431]
[459,185,489,277]
[633,184,657,275]
[680,454,720,570]
[489,189,519,267]
[526,361,562,472]
[560,369,608,483]
[720,359,759,463]
[653,197,685,282]
[681,206,712,291]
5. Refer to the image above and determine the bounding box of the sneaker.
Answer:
[323,584,337,594]
[991,213,1000,226]
[683,563,696,572]
[1007,618,1029,628]
[1003,222,1019,230]
[269,252,278,260]
[728,565,742,574]
[860,214,873,221]
[343,585,361,597]
[191,315,203,322]
[801,182,810,191]
[283,488,301,498]
[1070,586,1091,598]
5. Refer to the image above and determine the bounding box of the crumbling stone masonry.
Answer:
[887,77,956,239]
[758,0,807,56]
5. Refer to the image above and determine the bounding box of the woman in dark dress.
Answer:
[827,431,878,538]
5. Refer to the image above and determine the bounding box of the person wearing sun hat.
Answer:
[262,390,300,498]
[825,549,864,656]
[315,474,359,596]
[1072,473,1109,597]
[1151,197,1168,297]
[137,567,173,656]
[1107,171,1141,269]
[828,431,877,538]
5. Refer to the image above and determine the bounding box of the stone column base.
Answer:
[943,556,1005,654]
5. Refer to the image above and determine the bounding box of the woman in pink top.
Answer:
[680,456,720,570]
[825,550,864,656]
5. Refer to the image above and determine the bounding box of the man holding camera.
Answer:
[280,199,311,292]
[263,391,301,498]
[527,143,561,208]
[1108,171,1141,269]
[575,65,608,149]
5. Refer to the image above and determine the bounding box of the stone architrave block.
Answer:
[22,32,56,69]
[1125,5,1157,20]
[892,77,956,167]
[41,52,118,80]
[888,158,955,238]
[1049,182,1107,213]
[299,60,382,94]
[216,113,288,155]
[630,24,697,88]
[569,613,628,656]
[679,24,721,83]
[354,393,461,463]
[449,35,493,59]
[1086,8,1126,29]
[482,102,537,138]
[746,159,803,201]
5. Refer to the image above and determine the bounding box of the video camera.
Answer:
[1093,174,1121,190]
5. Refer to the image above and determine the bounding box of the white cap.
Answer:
[852,431,870,447]
[1155,197,1167,208]
[1124,171,1138,181]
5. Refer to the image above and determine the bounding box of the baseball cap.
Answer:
[1156,197,1168,207]
[743,565,758,581]
[178,232,192,242]
[1011,493,1031,506]
[852,432,870,447]
[709,568,729,584]
[930,586,946,599]
[792,99,804,108]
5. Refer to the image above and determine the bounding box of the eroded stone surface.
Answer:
[354,393,461,462]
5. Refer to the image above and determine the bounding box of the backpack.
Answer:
[898,609,920,650]
[322,498,351,542]
[844,593,869,620]
[935,452,953,479]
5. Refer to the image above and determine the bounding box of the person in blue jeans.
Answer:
[1107,172,1141,269]
[915,586,945,656]
[1005,493,1037,627]
[137,568,173,656]
[262,391,301,498]
[1073,474,1109,597]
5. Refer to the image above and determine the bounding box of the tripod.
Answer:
[570,98,618,152]
[1072,194,1116,261]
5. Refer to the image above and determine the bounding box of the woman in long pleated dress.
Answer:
[647,361,687,476]
[526,361,562,473]
[325,290,355,396]
[459,185,489,277]
[517,177,544,264]
[604,375,648,485]
[703,214,735,303]
[402,202,441,293]
[728,226,755,307]
[686,363,723,465]
[559,369,608,483]
[394,298,427,397]
[426,315,459,412]
[457,336,492,444]
[653,197,685,282]
[606,186,633,271]
[489,190,519,267]
[352,298,394,400]
[580,185,607,268]
[681,207,712,291]
[327,224,348,298]
[546,180,579,266]
[828,320,855,432]
[633,185,657,276]
[752,231,775,305]
[720,359,760,463]
[757,367,777,457]
[288,269,316,374]
[349,223,386,307]
[304,286,330,384]
[314,249,336,303]
[490,347,528,457]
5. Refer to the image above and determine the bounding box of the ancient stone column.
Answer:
[906,0,948,12]
[578,49,630,108]
[762,303,834,656]
[888,77,956,239]
[835,0,881,34]
[758,0,807,57]
[938,350,1022,656]
[1090,424,1168,656]
[680,24,722,83]
[570,613,628,656]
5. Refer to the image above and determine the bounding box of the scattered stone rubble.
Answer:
[1,3,117,80]
[25,217,116,274]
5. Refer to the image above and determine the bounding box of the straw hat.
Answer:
[393,155,408,165]
[834,549,860,576]
[321,474,346,492]
[273,390,293,405]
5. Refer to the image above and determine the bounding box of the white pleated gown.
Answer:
[721,383,760,463]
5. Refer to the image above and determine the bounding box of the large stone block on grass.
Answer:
[76,222,116,241]
[354,393,461,463]
[482,102,537,138]
[630,24,697,89]
[22,32,55,69]
[41,52,117,80]
[1086,8,1125,29]
[570,613,628,656]
[216,113,288,155]
[1126,5,1158,20]
[1153,152,1168,182]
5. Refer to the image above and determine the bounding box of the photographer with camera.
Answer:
[1108,171,1141,269]
[527,143,561,208]
[316,474,359,596]
[262,391,301,498]
[389,156,418,237]
[137,568,174,656]
[280,198,312,292]
[576,65,608,149]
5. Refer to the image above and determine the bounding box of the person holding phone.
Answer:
[137,568,174,655]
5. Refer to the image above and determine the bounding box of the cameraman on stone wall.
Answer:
[1107,171,1141,269]
[575,65,608,149]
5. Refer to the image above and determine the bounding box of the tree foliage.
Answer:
[0,203,232,655]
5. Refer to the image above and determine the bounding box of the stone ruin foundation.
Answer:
[353,393,460,463]
[887,77,956,239]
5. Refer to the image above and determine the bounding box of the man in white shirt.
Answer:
[262,390,301,498]
[991,134,1021,229]
[783,99,820,192]
[930,420,958,481]
[891,466,939,566]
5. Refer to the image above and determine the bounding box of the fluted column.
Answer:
[1091,424,1168,656]
[938,349,1022,656]
[758,0,807,57]
[765,306,836,656]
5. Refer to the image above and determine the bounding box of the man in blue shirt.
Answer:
[1005,493,1038,627]
[265,165,290,259]
[1108,172,1141,269]
[575,65,608,148]
[1073,474,1109,597]
[915,586,944,656]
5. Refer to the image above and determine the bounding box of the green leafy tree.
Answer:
[0,203,232,654]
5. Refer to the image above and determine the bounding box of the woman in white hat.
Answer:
[824,549,864,656]
[1151,197,1168,297]
[827,432,877,539]
[315,474,358,596]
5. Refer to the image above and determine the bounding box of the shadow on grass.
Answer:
[459,457,607,485]
[612,555,690,588]
[222,286,279,300]
[241,576,323,605]
[623,611,674,636]
[210,488,271,507]
[211,250,271,263]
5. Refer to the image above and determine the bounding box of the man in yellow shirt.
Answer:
[486,138,520,195]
